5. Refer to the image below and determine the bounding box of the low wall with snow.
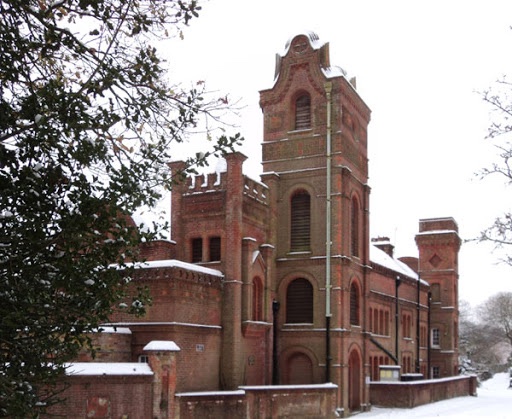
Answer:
[45,363,154,418]
[370,375,478,408]
[174,383,338,419]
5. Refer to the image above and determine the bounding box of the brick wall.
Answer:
[370,375,477,408]
[175,384,338,419]
[44,374,153,418]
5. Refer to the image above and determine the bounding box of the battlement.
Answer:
[243,176,269,205]
[182,171,269,205]
[184,171,227,193]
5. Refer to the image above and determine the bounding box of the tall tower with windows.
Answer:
[259,32,371,412]
[415,217,461,377]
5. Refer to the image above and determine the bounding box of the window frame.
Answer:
[294,93,311,130]
[191,237,203,263]
[209,236,221,262]
[431,328,440,348]
[349,281,360,326]
[286,278,314,324]
[290,190,311,252]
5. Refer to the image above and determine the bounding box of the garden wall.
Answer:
[175,383,338,419]
[370,375,478,408]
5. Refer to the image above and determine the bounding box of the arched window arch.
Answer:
[252,277,263,321]
[286,278,313,323]
[290,190,311,252]
[351,196,360,257]
[295,93,311,130]
[350,281,360,326]
[287,352,313,384]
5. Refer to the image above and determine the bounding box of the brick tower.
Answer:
[259,32,372,413]
[415,218,461,378]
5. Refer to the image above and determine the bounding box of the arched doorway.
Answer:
[286,352,313,384]
[348,349,361,411]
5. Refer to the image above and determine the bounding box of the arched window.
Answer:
[252,277,263,321]
[350,281,360,326]
[295,94,311,130]
[286,278,313,323]
[290,190,311,252]
[351,196,360,257]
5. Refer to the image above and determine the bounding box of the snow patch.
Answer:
[66,362,153,376]
[143,340,180,352]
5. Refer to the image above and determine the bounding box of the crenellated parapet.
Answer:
[179,169,269,206]
[184,171,227,194]
[243,176,269,205]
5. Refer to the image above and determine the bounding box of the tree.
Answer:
[479,292,512,350]
[0,0,241,416]
[459,300,504,373]
[479,76,512,265]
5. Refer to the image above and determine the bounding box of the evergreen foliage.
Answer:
[0,0,241,415]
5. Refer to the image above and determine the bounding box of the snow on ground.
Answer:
[359,373,511,418]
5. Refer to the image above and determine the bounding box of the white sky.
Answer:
[164,0,512,306]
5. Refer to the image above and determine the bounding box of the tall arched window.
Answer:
[295,94,311,130]
[252,277,263,321]
[351,196,360,257]
[350,281,360,326]
[286,278,313,323]
[290,190,311,252]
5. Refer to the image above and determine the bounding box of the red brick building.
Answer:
[52,33,461,417]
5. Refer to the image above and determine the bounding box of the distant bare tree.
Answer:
[479,76,512,266]
[460,300,503,369]
[479,292,512,349]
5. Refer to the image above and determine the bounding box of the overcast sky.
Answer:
[165,0,512,306]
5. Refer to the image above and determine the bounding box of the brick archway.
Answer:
[285,352,313,384]
[348,349,362,411]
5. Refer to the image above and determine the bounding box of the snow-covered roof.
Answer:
[322,66,348,78]
[143,340,180,352]
[66,362,153,376]
[370,245,422,282]
[129,259,224,277]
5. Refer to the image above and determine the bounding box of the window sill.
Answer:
[288,128,313,135]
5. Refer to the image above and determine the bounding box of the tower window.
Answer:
[286,278,313,323]
[191,238,202,263]
[431,283,441,302]
[209,236,221,261]
[295,94,311,130]
[290,190,311,252]
[351,196,360,257]
[431,328,440,347]
[350,282,360,326]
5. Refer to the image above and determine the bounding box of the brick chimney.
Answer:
[371,236,394,258]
